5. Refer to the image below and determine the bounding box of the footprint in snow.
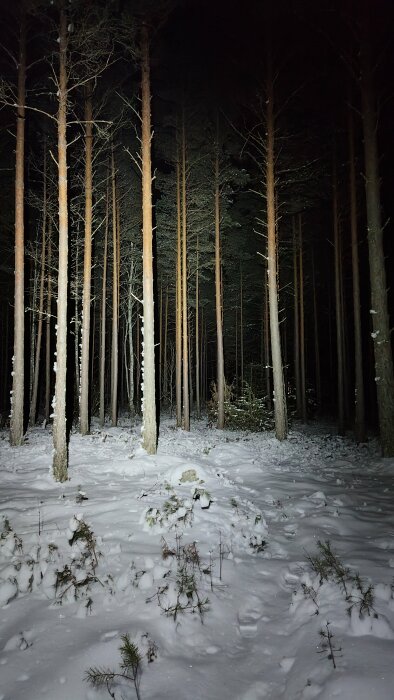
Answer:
[283,523,297,538]
[237,595,264,638]
[239,680,270,698]
[100,630,118,642]
[280,565,301,590]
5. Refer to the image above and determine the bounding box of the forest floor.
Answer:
[1,416,394,700]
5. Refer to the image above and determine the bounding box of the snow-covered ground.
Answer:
[1,417,394,700]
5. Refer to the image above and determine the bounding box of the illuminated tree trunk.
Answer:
[265,50,287,441]
[163,286,168,407]
[214,149,225,429]
[110,146,118,427]
[74,238,81,402]
[159,284,163,399]
[29,146,47,426]
[240,267,244,390]
[360,15,394,456]
[195,241,201,420]
[52,0,69,481]
[45,223,52,423]
[181,115,189,431]
[99,183,109,427]
[175,159,182,427]
[136,311,141,413]
[141,23,157,453]
[80,82,93,435]
[264,269,272,409]
[10,6,26,446]
[127,254,135,419]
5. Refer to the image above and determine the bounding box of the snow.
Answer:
[1,418,394,699]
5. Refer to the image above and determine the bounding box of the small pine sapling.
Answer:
[306,540,377,620]
[307,540,350,595]
[85,634,143,700]
[317,621,342,669]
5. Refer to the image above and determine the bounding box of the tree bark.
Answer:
[195,239,200,419]
[80,82,93,435]
[29,145,47,426]
[265,49,287,441]
[141,23,157,453]
[52,0,69,481]
[99,182,109,427]
[110,146,118,426]
[163,286,168,407]
[181,113,189,431]
[10,5,26,446]
[240,267,244,390]
[264,269,272,410]
[127,253,135,420]
[45,223,52,423]
[175,159,182,427]
[360,13,394,455]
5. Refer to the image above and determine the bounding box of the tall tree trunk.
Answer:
[215,149,225,429]
[195,239,200,419]
[10,6,26,446]
[140,23,157,453]
[188,317,193,413]
[127,254,135,420]
[265,49,287,441]
[264,267,272,410]
[74,237,80,401]
[45,223,52,423]
[163,286,168,407]
[159,284,163,400]
[99,183,109,427]
[29,146,47,426]
[135,311,141,413]
[360,12,394,455]
[181,113,189,430]
[110,146,118,426]
[80,82,93,435]
[240,267,244,390]
[52,0,69,481]
[332,152,345,436]
[2,307,10,426]
[29,240,38,407]
[175,159,182,427]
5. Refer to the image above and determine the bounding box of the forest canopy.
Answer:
[1,0,394,477]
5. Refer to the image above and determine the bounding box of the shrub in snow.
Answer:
[144,483,214,534]
[146,535,210,623]
[55,515,101,606]
[306,540,377,618]
[0,518,60,604]
[208,381,274,432]
[0,579,18,606]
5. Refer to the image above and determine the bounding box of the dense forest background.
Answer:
[1,0,394,477]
